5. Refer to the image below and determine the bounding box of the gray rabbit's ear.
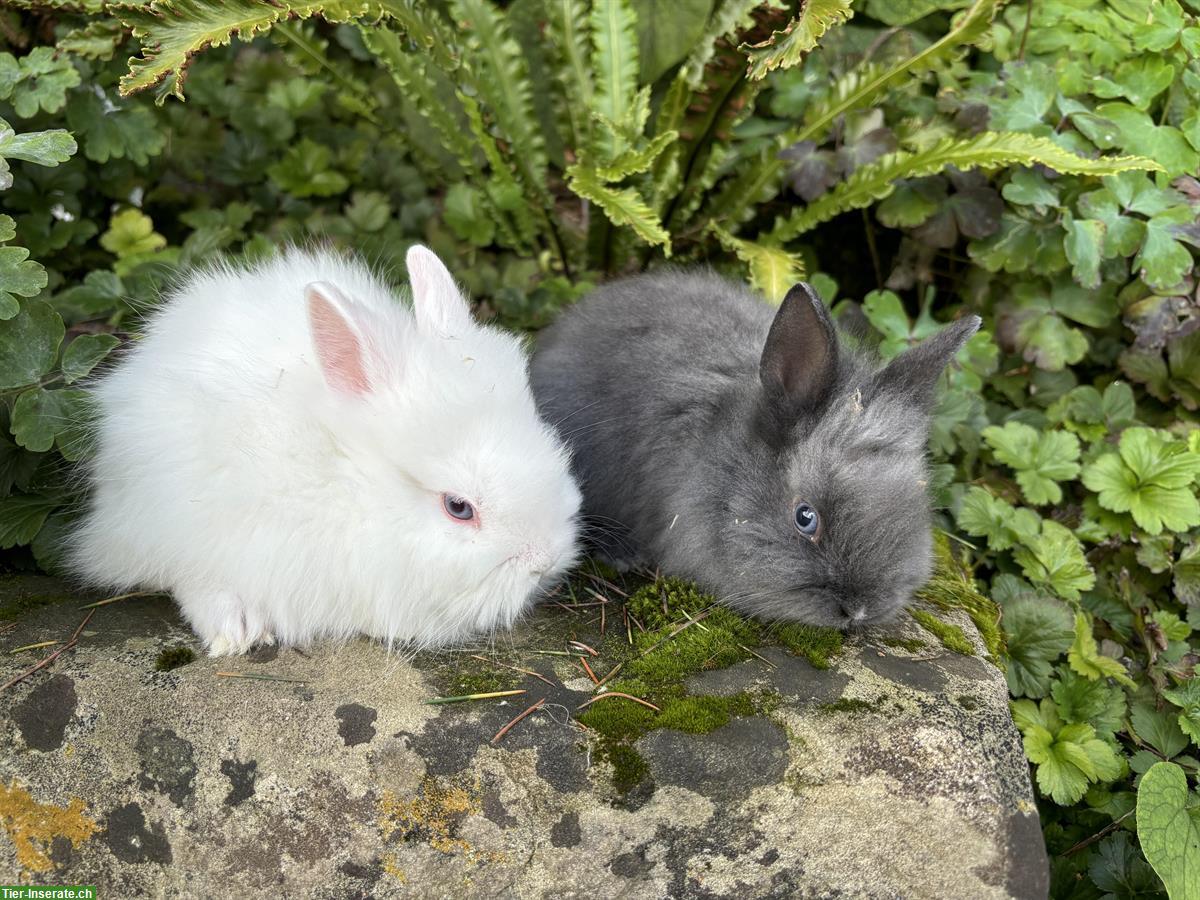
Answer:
[869,315,982,410]
[759,282,839,417]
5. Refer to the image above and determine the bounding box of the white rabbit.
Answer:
[70,245,581,655]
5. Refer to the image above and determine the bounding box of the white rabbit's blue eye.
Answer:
[443,493,475,521]
[794,502,821,541]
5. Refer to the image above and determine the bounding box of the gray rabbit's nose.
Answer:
[839,600,869,622]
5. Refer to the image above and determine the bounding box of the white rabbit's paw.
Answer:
[182,589,269,656]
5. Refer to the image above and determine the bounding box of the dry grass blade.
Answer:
[10,641,59,654]
[491,698,546,744]
[584,573,629,598]
[635,607,715,659]
[577,692,660,713]
[584,587,612,604]
[0,610,92,693]
[215,671,309,684]
[568,640,598,657]
[424,689,527,705]
[79,590,162,610]
[740,643,775,667]
[594,662,623,688]
[468,654,557,687]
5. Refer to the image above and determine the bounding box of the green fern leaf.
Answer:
[459,91,539,250]
[742,0,853,82]
[595,130,677,182]
[771,133,1163,242]
[708,223,805,303]
[682,0,762,88]
[543,0,594,154]
[717,0,1003,233]
[795,0,997,144]
[568,163,670,253]
[115,0,380,101]
[451,0,550,205]
[360,26,477,174]
[590,0,640,160]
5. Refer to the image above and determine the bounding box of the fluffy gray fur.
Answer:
[530,270,980,628]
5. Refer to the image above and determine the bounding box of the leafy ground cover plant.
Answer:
[1,1,1199,895]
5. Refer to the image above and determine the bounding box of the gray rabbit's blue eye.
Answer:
[794,502,821,541]
[443,493,475,521]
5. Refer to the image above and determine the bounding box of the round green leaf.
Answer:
[0,298,63,389]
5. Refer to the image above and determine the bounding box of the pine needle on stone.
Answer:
[491,698,545,744]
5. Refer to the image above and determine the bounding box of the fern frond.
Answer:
[794,0,998,144]
[708,223,804,303]
[590,0,640,160]
[459,91,540,250]
[698,147,780,228]
[771,133,1163,242]
[595,130,677,182]
[715,0,1001,233]
[57,18,127,59]
[741,0,853,82]
[115,0,380,101]
[360,26,476,173]
[543,0,594,155]
[568,163,670,253]
[682,0,763,88]
[451,0,550,206]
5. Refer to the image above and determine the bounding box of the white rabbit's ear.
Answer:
[306,282,373,396]
[406,245,471,336]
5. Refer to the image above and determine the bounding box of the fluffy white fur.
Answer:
[70,245,581,655]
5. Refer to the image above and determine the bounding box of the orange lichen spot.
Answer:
[379,776,479,856]
[380,853,408,883]
[0,781,98,873]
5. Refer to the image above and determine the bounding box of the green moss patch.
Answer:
[571,578,801,793]
[154,645,195,671]
[434,659,522,697]
[915,533,1003,663]
[600,743,649,794]
[882,636,927,652]
[910,609,975,655]
[772,622,844,669]
[819,696,876,714]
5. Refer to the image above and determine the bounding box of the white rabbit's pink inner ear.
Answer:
[305,282,372,396]
[406,244,472,336]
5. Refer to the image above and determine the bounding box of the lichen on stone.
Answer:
[378,774,503,866]
[0,780,98,873]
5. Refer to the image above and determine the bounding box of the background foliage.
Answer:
[2,0,1200,895]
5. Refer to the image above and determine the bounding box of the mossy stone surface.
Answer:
[0,564,1045,899]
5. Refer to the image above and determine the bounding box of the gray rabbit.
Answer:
[529,270,979,628]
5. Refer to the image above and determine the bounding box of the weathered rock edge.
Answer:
[0,574,1048,899]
